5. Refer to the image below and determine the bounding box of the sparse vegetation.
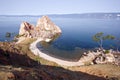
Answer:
[0,38,120,80]
[15,34,25,38]
[104,50,110,54]
[0,31,120,80]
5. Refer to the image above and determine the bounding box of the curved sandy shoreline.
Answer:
[30,38,84,66]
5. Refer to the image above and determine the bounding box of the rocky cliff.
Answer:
[19,22,35,37]
[19,16,62,42]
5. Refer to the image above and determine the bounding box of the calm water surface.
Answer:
[0,16,120,60]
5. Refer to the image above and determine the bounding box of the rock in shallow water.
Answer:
[19,16,62,41]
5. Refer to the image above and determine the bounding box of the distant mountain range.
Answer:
[0,13,120,19]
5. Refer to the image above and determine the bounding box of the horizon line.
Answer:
[0,12,120,16]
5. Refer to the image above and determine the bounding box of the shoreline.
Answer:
[30,38,84,66]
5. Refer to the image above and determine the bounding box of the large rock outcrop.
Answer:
[19,22,35,37]
[80,50,118,65]
[18,16,62,41]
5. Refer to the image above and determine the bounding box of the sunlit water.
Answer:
[0,16,120,60]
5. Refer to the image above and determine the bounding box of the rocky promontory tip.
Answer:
[36,16,61,33]
[18,16,62,42]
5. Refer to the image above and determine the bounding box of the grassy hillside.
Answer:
[0,39,120,80]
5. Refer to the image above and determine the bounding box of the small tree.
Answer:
[92,32,115,50]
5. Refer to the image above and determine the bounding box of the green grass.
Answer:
[17,38,59,66]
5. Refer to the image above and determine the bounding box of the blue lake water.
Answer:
[0,16,120,60]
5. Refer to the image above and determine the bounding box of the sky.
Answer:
[0,0,120,15]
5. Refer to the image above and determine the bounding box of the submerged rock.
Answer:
[18,16,62,42]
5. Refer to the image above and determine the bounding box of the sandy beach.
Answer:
[30,38,84,66]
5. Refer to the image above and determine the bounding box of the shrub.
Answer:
[5,32,11,37]
[15,34,25,38]
[104,50,110,54]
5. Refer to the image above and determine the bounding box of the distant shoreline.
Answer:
[30,38,84,66]
[0,13,120,20]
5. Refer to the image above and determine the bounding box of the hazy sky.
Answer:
[0,0,120,15]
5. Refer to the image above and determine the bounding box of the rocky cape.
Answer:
[18,16,62,42]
